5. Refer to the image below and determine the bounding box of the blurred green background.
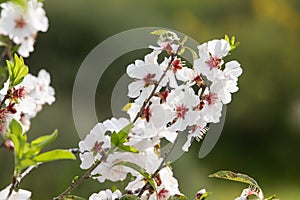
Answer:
[1,0,300,199]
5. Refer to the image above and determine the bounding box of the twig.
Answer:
[133,46,182,123]
[53,153,107,200]
[7,165,38,199]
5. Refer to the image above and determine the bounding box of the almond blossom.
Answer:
[0,0,48,57]
[89,189,122,200]
[194,39,230,81]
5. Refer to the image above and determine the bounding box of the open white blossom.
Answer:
[126,166,181,200]
[166,86,200,131]
[235,188,264,200]
[79,118,129,169]
[194,39,230,81]
[89,189,122,200]
[0,0,48,57]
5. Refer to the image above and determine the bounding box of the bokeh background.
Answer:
[1,0,300,199]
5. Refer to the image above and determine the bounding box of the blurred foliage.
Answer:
[0,0,300,199]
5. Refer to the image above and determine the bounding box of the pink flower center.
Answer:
[205,93,218,105]
[158,189,169,200]
[206,56,221,70]
[15,17,26,29]
[172,59,183,73]
[91,141,104,155]
[143,73,156,86]
[176,105,188,119]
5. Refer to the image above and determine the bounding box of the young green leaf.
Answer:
[209,170,261,190]
[199,192,212,200]
[150,30,168,36]
[6,54,29,87]
[8,118,23,137]
[30,129,58,154]
[0,0,27,8]
[224,34,240,51]
[185,46,199,60]
[34,149,76,163]
[118,145,139,153]
[264,194,278,200]
[19,158,37,171]
[71,176,79,184]
[111,123,134,147]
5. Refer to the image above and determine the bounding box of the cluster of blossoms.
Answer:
[0,1,275,200]
[78,31,243,199]
[0,62,55,134]
[0,0,48,57]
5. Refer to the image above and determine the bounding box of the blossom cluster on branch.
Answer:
[0,1,279,200]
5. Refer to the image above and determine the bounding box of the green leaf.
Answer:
[118,145,139,153]
[6,54,29,87]
[111,123,134,147]
[185,46,198,60]
[264,194,277,200]
[209,170,261,190]
[120,194,141,200]
[34,149,76,163]
[177,47,185,56]
[30,130,58,154]
[199,192,212,200]
[224,34,240,51]
[168,195,187,200]
[9,119,23,136]
[19,158,37,171]
[71,176,79,184]
[150,30,168,35]
[59,195,86,200]
[0,0,27,7]
[7,119,27,159]
[181,35,188,44]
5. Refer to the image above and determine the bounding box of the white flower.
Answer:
[0,185,31,200]
[235,188,264,200]
[126,166,181,200]
[206,61,242,105]
[30,69,55,105]
[182,119,208,152]
[79,123,111,169]
[89,189,122,200]
[194,39,230,81]
[0,0,48,57]
[223,60,243,82]
[200,87,223,123]
[79,118,129,169]
[92,148,161,182]
[127,51,164,98]
[17,36,35,58]
[166,87,200,131]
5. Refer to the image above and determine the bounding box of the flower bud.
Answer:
[4,140,14,151]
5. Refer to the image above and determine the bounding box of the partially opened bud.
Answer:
[4,140,14,151]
